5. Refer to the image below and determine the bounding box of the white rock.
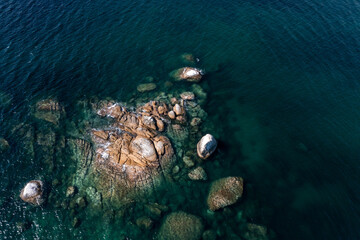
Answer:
[197,134,217,159]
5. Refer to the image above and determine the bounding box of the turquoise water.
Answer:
[1,0,360,239]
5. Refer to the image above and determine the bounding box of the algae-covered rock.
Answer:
[158,211,204,240]
[137,83,157,93]
[20,180,45,206]
[188,166,207,181]
[207,177,244,211]
[242,223,269,240]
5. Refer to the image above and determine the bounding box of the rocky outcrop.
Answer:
[158,211,204,240]
[170,67,203,82]
[207,177,244,211]
[197,134,217,159]
[92,101,174,183]
[68,100,178,208]
[20,180,44,205]
[34,99,64,125]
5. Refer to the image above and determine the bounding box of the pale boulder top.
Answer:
[23,181,42,197]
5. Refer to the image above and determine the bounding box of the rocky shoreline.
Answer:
[13,53,274,240]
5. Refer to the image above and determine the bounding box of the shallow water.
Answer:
[1,0,360,239]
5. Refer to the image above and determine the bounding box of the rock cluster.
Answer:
[20,180,44,206]
[207,177,244,211]
[158,211,204,240]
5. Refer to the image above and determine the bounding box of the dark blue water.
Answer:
[1,0,360,239]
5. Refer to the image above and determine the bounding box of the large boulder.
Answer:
[158,211,204,240]
[197,134,217,159]
[20,180,44,205]
[207,177,244,211]
[170,67,203,82]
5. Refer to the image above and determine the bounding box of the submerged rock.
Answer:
[180,53,196,64]
[188,167,207,181]
[197,134,217,159]
[180,92,195,101]
[158,211,204,240]
[66,186,77,198]
[242,223,269,240]
[20,180,44,206]
[207,177,244,211]
[34,99,64,125]
[136,216,153,230]
[137,83,157,93]
[0,138,10,152]
[170,67,203,82]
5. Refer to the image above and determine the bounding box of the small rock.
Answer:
[180,53,195,64]
[243,223,268,240]
[180,92,195,101]
[168,111,176,119]
[0,138,10,152]
[66,186,76,198]
[165,81,173,88]
[202,230,217,240]
[76,197,87,208]
[137,83,157,93]
[145,203,168,219]
[158,106,165,115]
[172,165,180,174]
[170,67,203,82]
[20,180,44,206]
[156,119,165,131]
[183,156,195,168]
[16,221,31,233]
[207,177,244,211]
[173,104,182,115]
[170,98,177,105]
[52,179,60,187]
[190,118,201,126]
[197,134,217,159]
[158,211,204,240]
[136,216,153,230]
[72,217,81,228]
[188,167,207,181]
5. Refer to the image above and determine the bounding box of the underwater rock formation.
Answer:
[170,67,203,82]
[158,211,204,240]
[34,99,64,125]
[207,177,244,211]
[197,134,217,159]
[20,180,44,205]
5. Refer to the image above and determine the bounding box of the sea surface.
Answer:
[1,0,360,239]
